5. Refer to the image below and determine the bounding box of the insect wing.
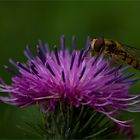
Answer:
[122,44,140,62]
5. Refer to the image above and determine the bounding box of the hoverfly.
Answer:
[90,37,140,70]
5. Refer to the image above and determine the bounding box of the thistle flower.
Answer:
[0,36,140,130]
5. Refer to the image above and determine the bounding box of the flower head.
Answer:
[0,36,140,127]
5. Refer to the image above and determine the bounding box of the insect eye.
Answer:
[94,37,104,52]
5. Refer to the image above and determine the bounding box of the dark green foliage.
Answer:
[24,103,133,139]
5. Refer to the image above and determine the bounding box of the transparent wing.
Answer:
[121,44,140,62]
[104,53,126,66]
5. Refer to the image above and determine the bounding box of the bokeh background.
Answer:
[0,1,140,139]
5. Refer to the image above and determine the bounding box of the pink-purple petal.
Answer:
[0,36,140,128]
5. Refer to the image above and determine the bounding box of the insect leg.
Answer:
[108,54,121,76]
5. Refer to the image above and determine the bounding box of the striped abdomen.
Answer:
[115,50,140,70]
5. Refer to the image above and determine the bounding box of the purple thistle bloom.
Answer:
[0,36,140,127]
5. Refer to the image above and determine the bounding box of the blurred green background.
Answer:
[0,1,140,139]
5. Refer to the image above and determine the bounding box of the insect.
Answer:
[90,37,140,70]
